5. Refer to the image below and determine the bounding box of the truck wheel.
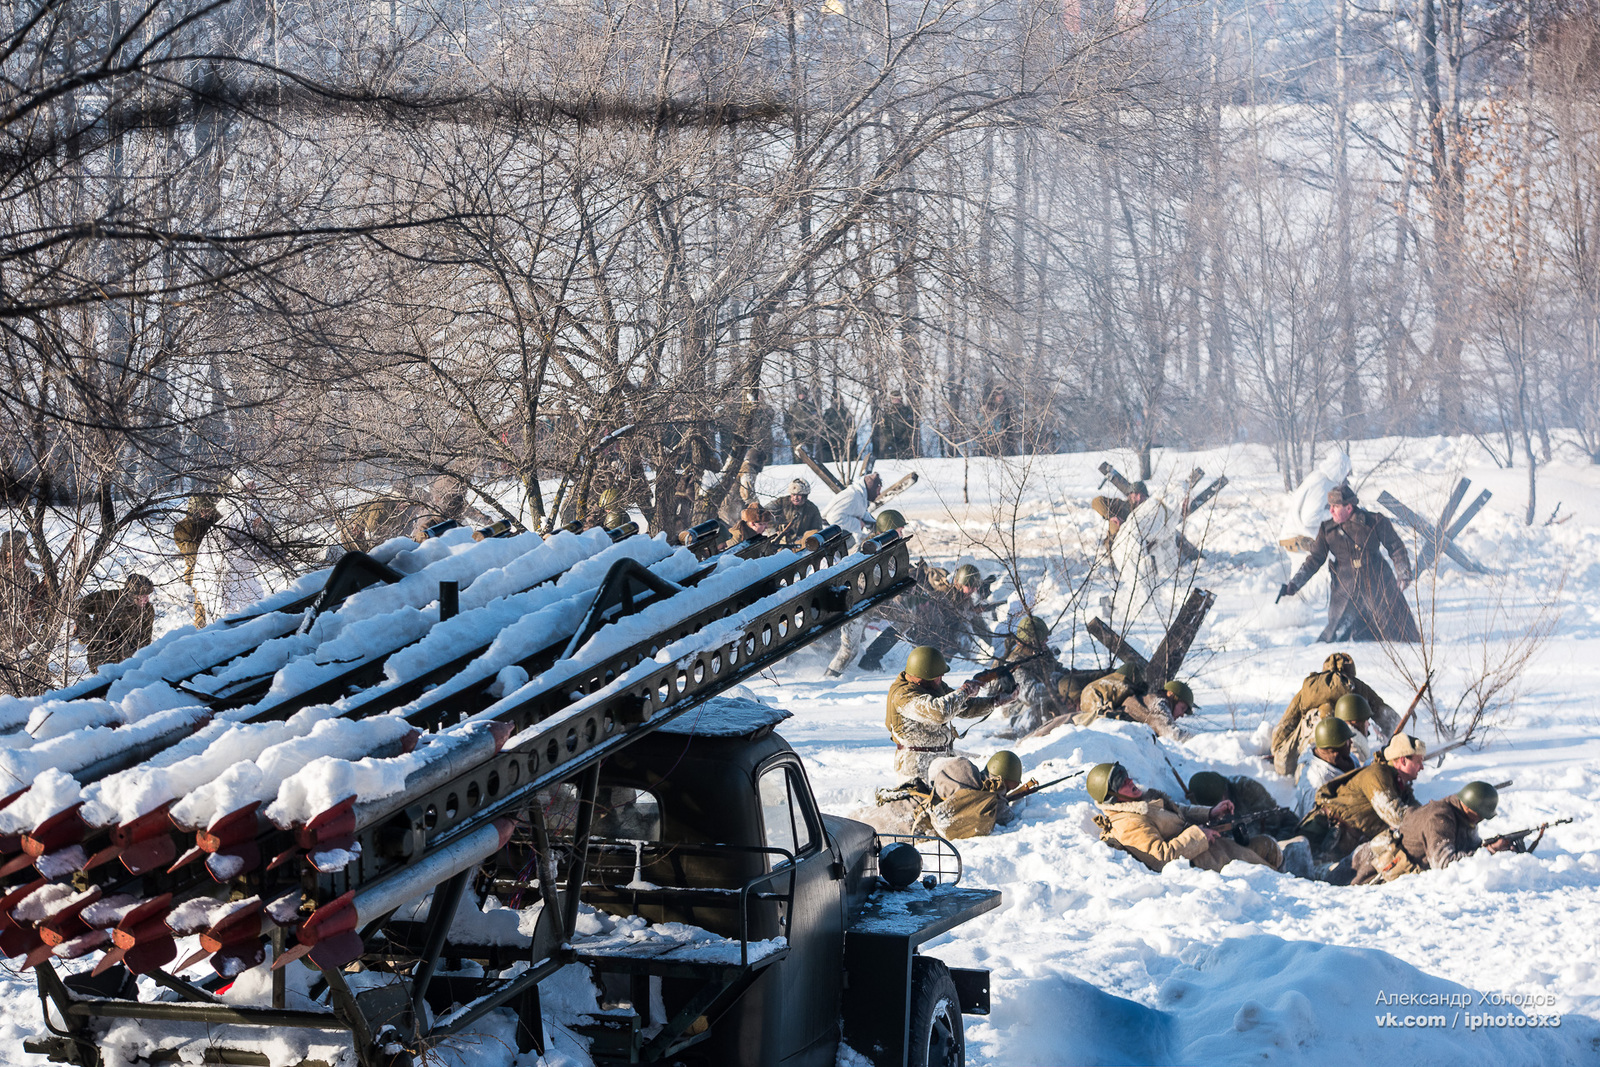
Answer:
[908,956,965,1067]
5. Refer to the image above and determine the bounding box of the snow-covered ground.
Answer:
[4,434,1600,1066]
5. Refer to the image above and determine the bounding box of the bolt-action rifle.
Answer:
[1005,769,1086,802]
[1484,817,1573,855]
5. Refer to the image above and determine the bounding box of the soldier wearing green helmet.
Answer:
[857,558,998,674]
[1075,661,1192,741]
[992,614,1067,736]
[874,509,907,535]
[1186,770,1299,838]
[1345,780,1515,884]
[1271,651,1399,777]
[884,644,1015,780]
[1087,762,1281,873]
[1295,715,1358,817]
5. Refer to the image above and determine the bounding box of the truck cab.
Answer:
[564,695,999,1067]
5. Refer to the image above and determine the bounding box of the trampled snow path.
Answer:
[4,435,1600,1066]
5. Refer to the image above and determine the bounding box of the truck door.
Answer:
[757,755,844,1066]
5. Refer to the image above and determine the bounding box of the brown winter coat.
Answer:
[1096,790,1275,873]
[74,588,155,669]
[1091,495,1134,547]
[768,496,824,547]
[1076,673,1189,740]
[1306,758,1417,858]
[173,510,219,583]
[1270,667,1396,776]
[1286,507,1420,642]
[1351,798,1482,885]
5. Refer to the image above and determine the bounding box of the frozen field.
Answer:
[3,435,1599,1066]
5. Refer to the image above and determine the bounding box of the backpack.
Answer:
[932,788,1001,840]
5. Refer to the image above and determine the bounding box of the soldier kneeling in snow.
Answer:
[1088,761,1282,873]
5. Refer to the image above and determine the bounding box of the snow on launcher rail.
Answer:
[0,522,911,986]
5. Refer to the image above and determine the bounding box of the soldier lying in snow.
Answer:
[1087,762,1283,873]
[1346,781,1516,885]
[855,752,1025,840]
[1074,663,1194,741]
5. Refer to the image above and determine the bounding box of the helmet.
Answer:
[604,511,629,529]
[1334,693,1371,723]
[952,564,981,589]
[1323,652,1356,677]
[874,509,907,534]
[1456,781,1499,820]
[1112,661,1140,684]
[1312,716,1355,749]
[598,488,620,508]
[878,842,923,887]
[905,646,949,679]
[985,751,1023,785]
[1014,615,1051,647]
[1086,762,1128,804]
[1162,680,1194,706]
[1128,481,1149,498]
[1186,771,1228,807]
[124,573,154,596]
[787,478,811,497]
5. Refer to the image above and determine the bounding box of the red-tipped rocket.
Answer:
[276,817,515,971]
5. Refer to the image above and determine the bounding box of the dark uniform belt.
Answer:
[895,743,949,752]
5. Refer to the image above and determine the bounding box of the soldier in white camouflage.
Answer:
[884,645,1015,781]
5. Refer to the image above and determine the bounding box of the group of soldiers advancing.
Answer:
[867,633,1533,884]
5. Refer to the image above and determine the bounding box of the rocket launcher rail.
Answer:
[18,531,914,1067]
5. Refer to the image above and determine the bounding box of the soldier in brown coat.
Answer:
[1279,483,1420,643]
[1074,663,1192,741]
[74,574,155,670]
[1090,481,1148,548]
[1347,782,1514,885]
[1304,734,1426,869]
[768,479,824,548]
[1270,652,1398,776]
[1087,762,1280,873]
[173,494,220,627]
[884,645,1014,781]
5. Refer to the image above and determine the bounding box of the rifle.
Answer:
[955,649,1058,738]
[1485,818,1573,855]
[1151,733,1189,797]
[1391,674,1433,737]
[1006,769,1086,802]
[1428,737,1471,765]
[968,647,1058,692]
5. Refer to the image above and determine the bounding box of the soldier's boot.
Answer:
[857,627,902,672]
[1247,834,1284,870]
[1276,836,1314,879]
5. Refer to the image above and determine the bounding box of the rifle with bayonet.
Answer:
[1485,817,1573,855]
[1006,769,1086,802]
